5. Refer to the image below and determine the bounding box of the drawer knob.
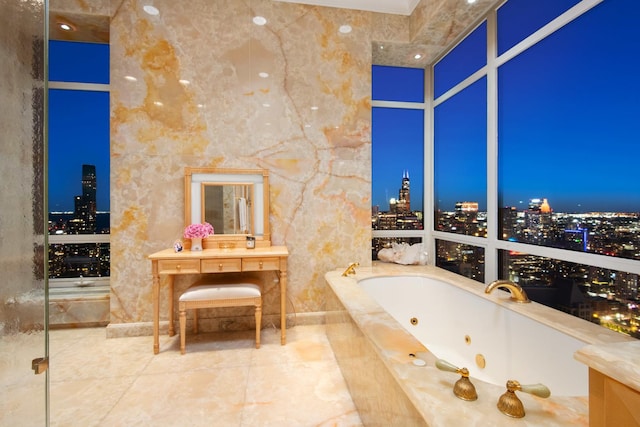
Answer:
[176,264,181,270]
[218,263,223,271]
[259,261,263,269]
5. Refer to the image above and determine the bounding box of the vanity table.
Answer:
[148,245,288,354]
[148,167,288,354]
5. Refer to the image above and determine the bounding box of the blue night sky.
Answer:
[374,0,640,214]
[48,41,110,212]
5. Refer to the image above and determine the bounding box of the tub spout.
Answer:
[485,280,530,303]
[341,262,359,277]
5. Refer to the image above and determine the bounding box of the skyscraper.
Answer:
[75,164,97,233]
[396,170,411,213]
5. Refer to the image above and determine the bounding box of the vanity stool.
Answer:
[178,278,262,354]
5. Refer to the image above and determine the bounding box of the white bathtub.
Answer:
[360,275,587,396]
[325,265,634,426]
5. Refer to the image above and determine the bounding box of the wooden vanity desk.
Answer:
[148,245,288,354]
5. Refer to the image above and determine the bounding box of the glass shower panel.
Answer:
[0,0,49,425]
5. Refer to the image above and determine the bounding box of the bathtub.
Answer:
[360,275,586,396]
[325,264,634,426]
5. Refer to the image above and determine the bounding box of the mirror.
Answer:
[185,168,270,247]
[202,183,254,235]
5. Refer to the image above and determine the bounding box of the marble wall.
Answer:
[47,0,499,332]
[108,0,374,330]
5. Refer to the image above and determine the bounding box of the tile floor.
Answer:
[14,324,363,426]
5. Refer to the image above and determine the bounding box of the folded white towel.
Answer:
[238,197,248,233]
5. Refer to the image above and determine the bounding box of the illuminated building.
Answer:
[396,170,411,213]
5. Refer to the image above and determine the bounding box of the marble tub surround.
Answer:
[325,263,636,426]
[49,293,110,327]
[575,341,640,393]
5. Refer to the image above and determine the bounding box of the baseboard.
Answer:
[105,311,327,338]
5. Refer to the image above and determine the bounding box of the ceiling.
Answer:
[49,0,421,45]
[273,0,421,15]
[50,0,497,67]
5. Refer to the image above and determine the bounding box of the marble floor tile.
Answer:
[3,324,363,427]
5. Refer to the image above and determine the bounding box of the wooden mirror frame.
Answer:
[185,167,271,248]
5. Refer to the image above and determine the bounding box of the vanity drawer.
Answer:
[157,259,200,275]
[242,257,280,271]
[201,258,242,273]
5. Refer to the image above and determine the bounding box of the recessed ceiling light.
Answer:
[197,104,205,108]
[153,101,163,106]
[262,103,270,107]
[414,53,423,60]
[58,23,74,31]
[467,0,477,3]
[258,72,269,78]
[179,79,190,85]
[310,106,319,111]
[124,75,138,82]
[143,5,159,16]
[253,16,267,26]
[379,45,384,50]
[339,25,352,34]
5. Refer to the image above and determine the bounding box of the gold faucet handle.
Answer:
[341,262,359,276]
[518,382,551,398]
[436,359,477,401]
[436,359,464,375]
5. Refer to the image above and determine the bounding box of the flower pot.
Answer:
[191,237,203,251]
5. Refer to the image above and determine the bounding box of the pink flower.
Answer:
[183,222,214,239]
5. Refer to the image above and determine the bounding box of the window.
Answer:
[497,0,580,55]
[436,240,485,283]
[498,0,640,262]
[48,40,110,288]
[499,251,639,339]
[434,22,487,98]
[431,0,639,338]
[371,66,425,259]
[434,77,487,237]
[372,65,424,102]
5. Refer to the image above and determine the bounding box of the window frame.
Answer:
[371,97,428,245]
[48,41,111,290]
[427,0,640,282]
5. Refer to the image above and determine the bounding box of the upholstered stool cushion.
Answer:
[179,283,261,302]
[178,278,262,354]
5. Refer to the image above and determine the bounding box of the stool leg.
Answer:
[255,301,262,349]
[179,308,186,355]
[193,309,198,334]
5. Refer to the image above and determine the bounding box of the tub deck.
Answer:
[325,263,635,426]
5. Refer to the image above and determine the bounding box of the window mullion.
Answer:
[485,7,498,283]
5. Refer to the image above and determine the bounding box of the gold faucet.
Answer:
[496,380,550,418]
[435,359,478,401]
[341,262,359,276]
[485,280,530,303]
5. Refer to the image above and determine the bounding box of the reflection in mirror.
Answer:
[202,183,254,235]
